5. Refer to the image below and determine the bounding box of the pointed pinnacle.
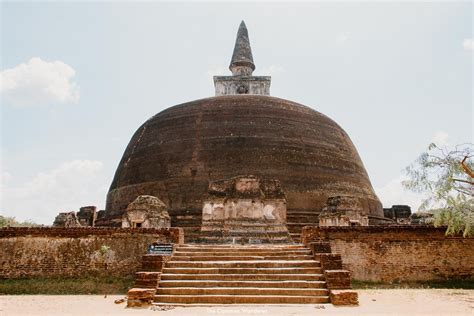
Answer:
[229,20,255,75]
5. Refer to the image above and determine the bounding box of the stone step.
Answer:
[288,232,302,236]
[171,216,201,222]
[180,227,202,235]
[287,210,320,215]
[154,294,329,304]
[156,287,329,296]
[201,228,289,234]
[200,225,289,230]
[287,211,319,215]
[287,215,319,219]
[175,244,308,254]
[202,220,287,226]
[162,267,322,275]
[287,227,307,233]
[177,243,305,248]
[287,227,304,233]
[172,214,198,219]
[179,226,201,230]
[200,228,288,233]
[187,236,293,244]
[288,230,303,235]
[180,226,201,232]
[196,232,292,237]
[286,220,318,225]
[173,250,312,256]
[166,260,319,269]
[287,223,318,227]
[286,221,318,226]
[198,230,291,236]
[159,280,327,288]
[170,255,314,261]
[286,214,319,220]
[290,233,301,241]
[287,225,304,229]
[160,274,325,281]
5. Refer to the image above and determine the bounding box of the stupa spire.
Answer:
[213,21,270,95]
[229,21,255,76]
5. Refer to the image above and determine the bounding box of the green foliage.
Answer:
[0,215,42,228]
[403,143,473,237]
[98,245,111,256]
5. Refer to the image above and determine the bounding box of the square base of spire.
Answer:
[213,76,271,96]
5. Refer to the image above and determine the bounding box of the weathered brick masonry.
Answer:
[301,226,474,282]
[0,227,183,279]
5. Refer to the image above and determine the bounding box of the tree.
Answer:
[0,215,42,227]
[403,143,473,237]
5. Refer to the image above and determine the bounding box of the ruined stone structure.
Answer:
[382,205,436,225]
[53,211,81,227]
[53,206,97,228]
[319,196,370,226]
[122,195,171,229]
[410,211,434,225]
[77,206,97,226]
[383,205,411,224]
[101,21,384,242]
[201,175,291,243]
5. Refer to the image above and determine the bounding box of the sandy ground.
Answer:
[0,289,473,316]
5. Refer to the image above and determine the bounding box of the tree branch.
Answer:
[452,178,474,185]
[452,187,474,197]
[461,156,474,178]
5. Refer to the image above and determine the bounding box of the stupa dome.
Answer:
[99,21,384,238]
[104,95,382,224]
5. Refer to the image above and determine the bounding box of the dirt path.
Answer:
[0,289,473,316]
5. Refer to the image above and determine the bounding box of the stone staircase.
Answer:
[169,209,202,243]
[198,220,292,244]
[170,208,322,243]
[286,209,320,241]
[153,243,329,304]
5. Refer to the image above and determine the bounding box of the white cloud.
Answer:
[1,160,106,224]
[431,130,450,146]
[463,38,474,51]
[206,66,229,86]
[336,32,350,44]
[0,57,80,107]
[375,175,425,212]
[0,171,12,193]
[259,65,285,77]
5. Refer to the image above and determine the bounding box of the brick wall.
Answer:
[0,227,183,279]
[301,226,474,282]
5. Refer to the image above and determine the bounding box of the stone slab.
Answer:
[330,289,359,305]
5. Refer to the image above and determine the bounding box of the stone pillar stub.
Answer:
[319,196,369,226]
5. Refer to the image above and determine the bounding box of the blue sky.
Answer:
[1,1,472,224]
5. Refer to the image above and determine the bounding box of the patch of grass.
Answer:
[0,276,134,295]
[352,279,474,290]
